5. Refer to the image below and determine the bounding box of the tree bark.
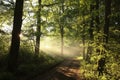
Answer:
[60,1,64,56]
[97,0,111,76]
[89,4,94,40]
[104,0,111,43]
[95,0,100,32]
[60,25,64,56]
[86,4,94,62]
[7,0,24,72]
[35,0,41,55]
[82,24,85,60]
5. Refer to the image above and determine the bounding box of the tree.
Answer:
[59,0,64,56]
[82,17,86,60]
[86,3,95,62]
[95,0,100,32]
[7,0,24,72]
[35,0,41,55]
[97,0,111,76]
[104,0,111,43]
[89,4,94,41]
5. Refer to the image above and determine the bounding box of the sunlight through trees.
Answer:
[0,0,120,80]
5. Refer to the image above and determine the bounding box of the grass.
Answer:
[0,47,63,80]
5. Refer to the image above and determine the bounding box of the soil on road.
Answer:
[32,58,84,80]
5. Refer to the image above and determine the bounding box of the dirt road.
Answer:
[32,58,83,80]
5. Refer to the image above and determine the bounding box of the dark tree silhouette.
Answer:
[95,0,100,32]
[97,0,111,76]
[60,1,64,56]
[7,0,24,72]
[89,4,94,41]
[104,0,111,43]
[86,4,95,62]
[35,0,41,55]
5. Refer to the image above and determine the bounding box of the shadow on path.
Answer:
[33,58,82,80]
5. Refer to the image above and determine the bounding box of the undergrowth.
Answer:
[79,35,120,80]
[0,38,63,80]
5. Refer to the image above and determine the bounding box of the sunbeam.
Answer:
[40,37,82,57]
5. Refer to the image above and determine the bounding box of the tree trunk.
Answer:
[86,4,94,62]
[7,0,24,72]
[60,1,64,56]
[104,0,111,43]
[95,0,100,32]
[35,0,41,55]
[97,0,111,76]
[89,4,94,40]
[60,25,64,56]
[82,24,85,60]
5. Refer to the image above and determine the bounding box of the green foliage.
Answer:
[80,32,120,80]
[0,0,120,80]
[0,35,10,71]
[0,38,63,79]
[16,49,62,78]
[0,35,10,55]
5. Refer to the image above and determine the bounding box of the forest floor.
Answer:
[31,57,84,80]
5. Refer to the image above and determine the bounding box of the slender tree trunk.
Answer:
[35,0,41,55]
[7,0,24,72]
[97,0,111,76]
[60,25,64,55]
[95,0,101,55]
[95,0,100,32]
[104,0,111,43]
[89,5,94,40]
[60,1,64,56]
[82,24,85,60]
[76,0,86,59]
[86,4,94,61]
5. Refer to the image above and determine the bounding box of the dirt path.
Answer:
[31,58,83,80]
